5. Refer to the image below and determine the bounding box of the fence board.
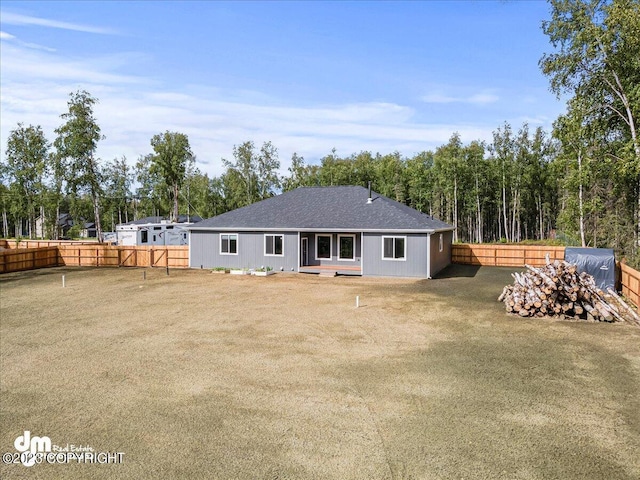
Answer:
[451,244,565,267]
[621,263,640,308]
[0,247,59,273]
[0,244,191,270]
[52,245,189,268]
[2,240,99,249]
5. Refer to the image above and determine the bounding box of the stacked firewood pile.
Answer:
[498,260,640,325]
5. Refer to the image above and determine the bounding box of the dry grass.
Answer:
[1,265,639,480]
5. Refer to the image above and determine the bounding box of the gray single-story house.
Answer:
[187,186,454,278]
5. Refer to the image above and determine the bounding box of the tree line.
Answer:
[1,0,638,266]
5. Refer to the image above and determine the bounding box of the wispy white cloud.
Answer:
[467,93,500,105]
[422,90,499,105]
[1,11,118,35]
[1,43,145,84]
[2,83,494,176]
[1,30,57,52]
[0,37,496,178]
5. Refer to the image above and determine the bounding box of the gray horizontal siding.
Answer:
[190,231,298,271]
[430,230,452,276]
[190,230,444,278]
[362,233,429,278]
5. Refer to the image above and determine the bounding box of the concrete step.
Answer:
[318,270,337,277]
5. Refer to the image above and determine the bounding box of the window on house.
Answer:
[316,235,331,259]
[221,234,238,254]
[382,236,406,260]
[338,235,355,260]
[154,226,161,230]
[141,230,148,243]
[265,234,284,256]
[439,234,443,252]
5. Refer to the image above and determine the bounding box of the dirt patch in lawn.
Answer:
[1,265,639,479]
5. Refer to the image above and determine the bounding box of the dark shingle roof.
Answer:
[190,186,453,232]
[128,216,165,225]
[126,215,202,225]
[178,214,202,223]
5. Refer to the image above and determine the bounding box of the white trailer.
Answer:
[116,219,193,246]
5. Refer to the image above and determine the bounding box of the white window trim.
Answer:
[381,235,407,261]
[439,233,443,252]
[220,233,239,255]
[337,234,356,261]
[264,233,284,257]
[315,234,332,261]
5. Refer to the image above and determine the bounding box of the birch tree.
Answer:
[149,131,194,222]
[54,90,104,241]
[104,156,133,228]
[257,141,281,200]
[541,0,640,246]
[222,141,259,207]
[4,124,50,238]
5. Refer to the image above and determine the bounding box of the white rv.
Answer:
[116,216,200,246]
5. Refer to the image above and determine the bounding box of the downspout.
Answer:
[426,233,431,279]
[364,182,372,275]
[360,231,364,276]
[297,231,300,273]
[187,230,191,268]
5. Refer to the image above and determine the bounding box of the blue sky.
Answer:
[1,1,566,177]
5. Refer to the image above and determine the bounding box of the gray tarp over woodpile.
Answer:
[564,247,615,291]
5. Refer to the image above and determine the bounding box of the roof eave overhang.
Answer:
[187,226,453,234]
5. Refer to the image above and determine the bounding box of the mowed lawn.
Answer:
[1,265,639,480]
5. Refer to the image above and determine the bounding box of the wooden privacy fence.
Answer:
[0,247,60,273]
[0,239,99,249]
[620,263,640,308]
[0,245,189,273]
[57,245,189,268]
[452,244,566,267]
[2,241,639,309]
[452,243,640,309]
